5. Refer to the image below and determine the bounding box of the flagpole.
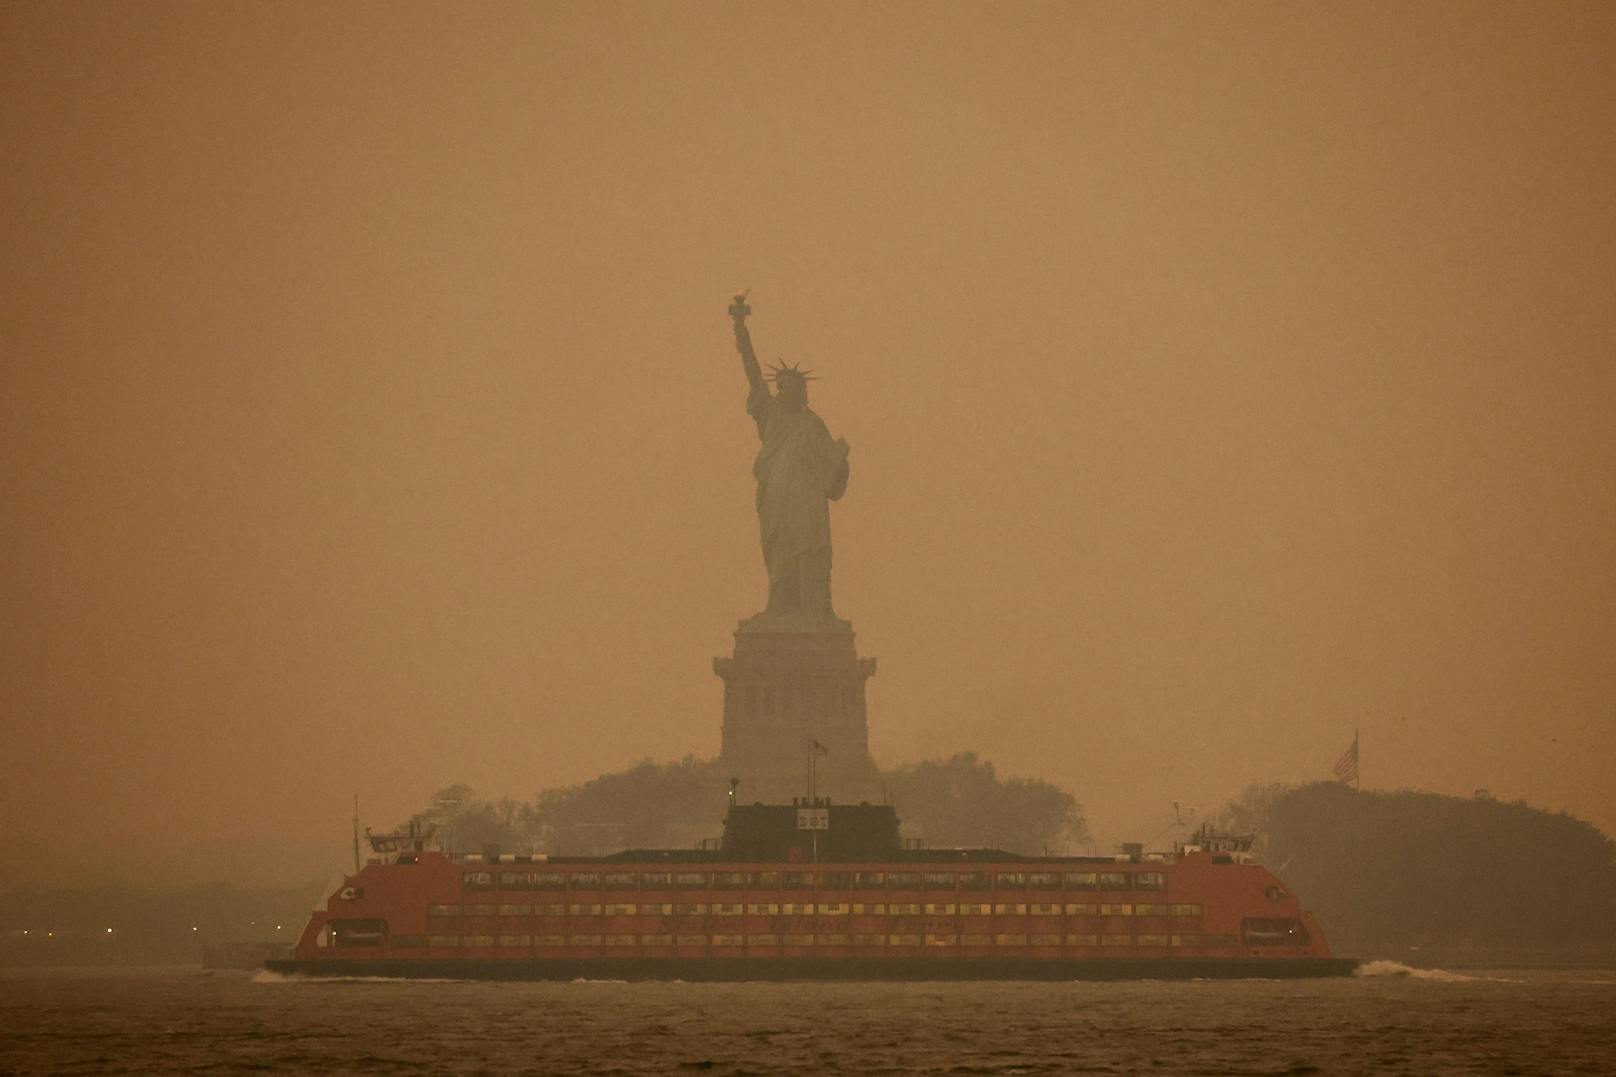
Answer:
[808,738,817,865]
[809,737,817,805]
[1355,728,1361,792]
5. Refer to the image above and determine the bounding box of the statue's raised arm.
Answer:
[729,292,767,399]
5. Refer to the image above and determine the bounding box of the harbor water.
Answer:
[1,962,1612,1074]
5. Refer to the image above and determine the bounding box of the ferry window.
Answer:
[641,934,672,946]
[958,871,992,890]
[1097,872,1129,890]
[818,933,850,945]
[1170,904,1202,917]
[1027,872,1061,890]
[569,873,600,890]
[780,902,814,915]
[1100,934,1132,946]
[819,903,848,915]
[993,934,1027,946]
[640,872,671,888]
[603,903,635,916]
[675,934,707,946]
[1135,903,1168,916]
[888,933,920,946]
[497,934,531,947]
[427,904,459,917]
[714,902,745,916]
[1065,933,1098,946]
[463,904,496,916]
[958,902,990,915]
[530,873,566,890]
[1099,903,1133,917]
[602,873,637,890]
[462,934,495,947]
[501,872,530,890]
[712,872,746,889]
[497,904,531,916]
[463,872,495,892]
[331,918,387,948]
[673,903,706,915]
[745,903,777,915]
[569,934,601,946]
[924,902,955,916]
[886,872,922,889]
[1031,933,1062,946]
[1136,872,1166,891]
[746,934,778,946]
[1065,903,1097,916]
[925,934,957,946]
[961,933,993,946]
[746,871,780,888]
[992,903,1026,916]
[1242,918,1310,947]
[851,903,886,915]
[1137,934,1169,946]
[569,904,601,916]
[673,872,708,889]
[1063,872,1098,890]
[1202,933,1239,947]
[820,872,854,889]
[1030,903,1061,916]
[644,903,673,915]
[853,871,885,887]
[537,934,566,946]
[781,872,813,890]
[995,872,1027,889]
[426,935,460,947]
[1170,935,1202,947]
[535,903,565,916]
[784,933,815,946]
[853,934,885,946]
[923,872,955,891]
[604,935,635,947]
[889,902,921,915]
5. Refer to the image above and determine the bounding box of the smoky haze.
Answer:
[2,2,1612,875]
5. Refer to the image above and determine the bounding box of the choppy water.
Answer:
[1,963,1612,1075]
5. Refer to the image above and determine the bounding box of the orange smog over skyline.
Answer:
[2,2,1612,877]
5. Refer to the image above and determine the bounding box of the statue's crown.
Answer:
[766,361,817,382]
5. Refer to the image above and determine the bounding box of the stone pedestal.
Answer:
[713,624,881,803]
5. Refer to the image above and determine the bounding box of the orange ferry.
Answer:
[269,799,1353,980]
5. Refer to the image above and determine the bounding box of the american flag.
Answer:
[811,739,830,756]
[1332,732,1360,789]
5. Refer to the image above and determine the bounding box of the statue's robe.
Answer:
[749,382,849,619]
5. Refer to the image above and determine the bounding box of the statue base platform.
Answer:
[713,620,880,803]
[735,610,852,635]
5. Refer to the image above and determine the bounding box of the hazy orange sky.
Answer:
[3,2,1613,870]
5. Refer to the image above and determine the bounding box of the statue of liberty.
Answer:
[729,294,850,630]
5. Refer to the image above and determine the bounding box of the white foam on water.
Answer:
[1354,960,1524,983]
[251,970,471,985]
[251,969,301,984]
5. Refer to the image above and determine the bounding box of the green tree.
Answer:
[884,753,1088,853]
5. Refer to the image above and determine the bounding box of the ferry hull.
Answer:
[265,955,1359,981]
